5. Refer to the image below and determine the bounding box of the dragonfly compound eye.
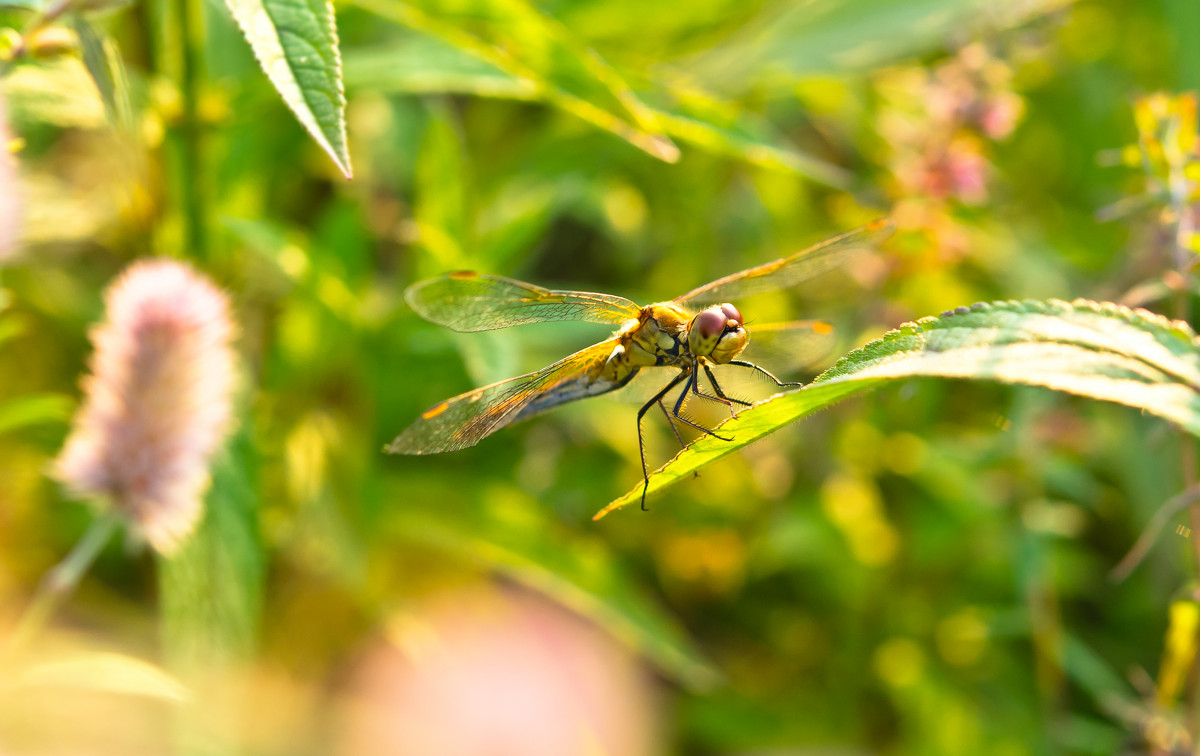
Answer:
[720,303,743,325]
[695,308,726,339]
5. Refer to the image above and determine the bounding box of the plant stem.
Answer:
[1165,124,1200,567]
[1110,484,1200,583]
[1164,110,1200,737]
[162,0,208,262]
[3,513,119,661]
[182,0,205,259]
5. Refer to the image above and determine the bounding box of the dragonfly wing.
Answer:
[738,320,840,376]
[701,321,839,405]
[675,219,893,306]
[386,340,631,454]
[406,271,642,332]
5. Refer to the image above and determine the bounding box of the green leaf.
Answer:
[0,392,73,435]
[70,17,134,134]
[347,0,679,162]
[160,430,264,666]
[343,37,537,99]
[652,104,853,189]
[596,299,1200,518]
[690,0,1076,92]
[222,0,352,177]
[412,104,470,268]
[159,422,263,753]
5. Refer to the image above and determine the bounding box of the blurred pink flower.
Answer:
[338,587,661,756]
[55,259,237,552]
[0,93,19,261]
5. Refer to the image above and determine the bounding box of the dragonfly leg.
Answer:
[728,359,803,388]
[700,362,752,416]
[672,371,733,442]
[686,360,734,410]
[658,399,701,481]
[658,399,687,450]
[638,371,690,511]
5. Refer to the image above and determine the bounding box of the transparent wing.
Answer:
[676,219,893,306]
[386,340,631,454]
[698,321,841,405]
[738,320,840,376]
[406,271,642,332]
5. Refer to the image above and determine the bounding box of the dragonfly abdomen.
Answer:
[512,368,639,423]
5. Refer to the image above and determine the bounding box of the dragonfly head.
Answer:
[688,303,748,364]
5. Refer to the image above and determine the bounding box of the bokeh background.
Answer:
[2,0,1198,753]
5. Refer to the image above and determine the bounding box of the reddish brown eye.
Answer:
[720,303,742,325]
[695,309,725,338]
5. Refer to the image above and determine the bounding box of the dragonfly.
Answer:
[387,219,892,509]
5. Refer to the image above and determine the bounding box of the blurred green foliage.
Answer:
[2,0,1199,753]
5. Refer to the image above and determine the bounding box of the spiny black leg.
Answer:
[701,362,752,415]
[687,359,735,410]
[728,359,803,388]
[637,371,689,511]
[672,371,733,442]
[659,397,702,481]
[658,399,687,450]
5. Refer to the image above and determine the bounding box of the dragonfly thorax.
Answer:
[612,302,687,367]
[687,303,749,364]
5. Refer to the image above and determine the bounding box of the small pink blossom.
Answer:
[55,259,237,552]
[338,587,660,756]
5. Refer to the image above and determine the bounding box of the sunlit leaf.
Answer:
[347,0,679,162]
[222,0,352,177]
[343,38,537,99]
[70,17,134,134]
[4,652,190,702]
[0,392,73,434]
[597,299,1200,518]
[690,0,1077,92]
[652,107,852,189]
[2,57,106,129]
[342,34,850,186]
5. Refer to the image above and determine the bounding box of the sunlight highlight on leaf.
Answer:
[596,299,1200,518]
[6,652,190,701]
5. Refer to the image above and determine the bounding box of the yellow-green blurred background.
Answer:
[2,0,1198,753]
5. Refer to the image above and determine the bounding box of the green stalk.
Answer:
[1163,108,1200,738]
[3,513,119,661]
[1164,116,1200,568]
[179,0,206,259]
[158,0,208,262]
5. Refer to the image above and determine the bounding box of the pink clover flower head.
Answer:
[55,259,237,553]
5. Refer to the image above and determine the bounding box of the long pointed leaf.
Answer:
[596,299,1200,518]
[223,0,352,177]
